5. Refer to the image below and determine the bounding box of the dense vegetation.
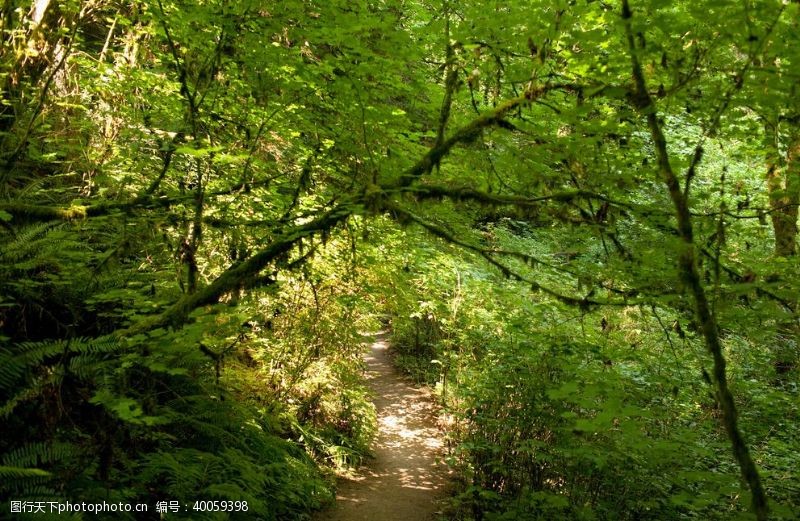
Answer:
[0,0,798,519]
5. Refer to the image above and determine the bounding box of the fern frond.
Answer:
[0,465,51,479]
[0,373,61,418]
[0,336,121,391]
[1,442,77,468]
[0,340,67,388]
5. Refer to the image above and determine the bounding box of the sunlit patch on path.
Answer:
[314,333,450,520]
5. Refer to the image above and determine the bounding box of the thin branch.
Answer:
[622,1,772,517]
[435,0,459,148]
[120,203,354,336]
[402,184,622,207]
[681,4,784,200]
[386,201,637,309]
[2,18,80,167]
[386,82,578,189]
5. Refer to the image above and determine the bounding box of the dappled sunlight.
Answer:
[315,333,450,521]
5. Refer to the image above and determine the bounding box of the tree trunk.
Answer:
[766,136,799,257]
[766,135,799,381]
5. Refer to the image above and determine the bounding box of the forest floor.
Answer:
[315,333,451,520]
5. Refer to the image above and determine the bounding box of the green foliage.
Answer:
[374,219,798,519]
[1,0,799,519]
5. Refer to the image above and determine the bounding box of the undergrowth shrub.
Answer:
[0,220,378,519]
[379,236,799,521]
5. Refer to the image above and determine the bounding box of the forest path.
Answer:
[314,332,450,520]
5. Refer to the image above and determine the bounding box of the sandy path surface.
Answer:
[314,333,449,520]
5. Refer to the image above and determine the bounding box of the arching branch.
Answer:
[121,203,354,336]
[385,201,639,309]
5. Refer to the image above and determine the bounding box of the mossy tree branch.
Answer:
[387,82,580,189]
[121,203,355,336]
[622,1,773,518]
[385,201,641,308]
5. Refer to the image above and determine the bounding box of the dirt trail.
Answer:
[315,333,450,520]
